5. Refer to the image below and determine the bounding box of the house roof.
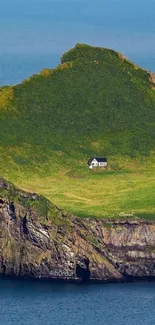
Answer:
[87,157,107,165]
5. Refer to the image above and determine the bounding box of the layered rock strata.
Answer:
[0,178,155,282]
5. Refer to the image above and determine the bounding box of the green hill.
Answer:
[0,44,155,218]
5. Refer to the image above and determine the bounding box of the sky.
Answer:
[0,0,155,85]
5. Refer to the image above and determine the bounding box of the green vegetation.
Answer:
[0,178,59,222]
[0,44,155,218]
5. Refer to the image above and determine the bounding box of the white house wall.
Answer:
[99,162,107,167]
[89,162,107,168]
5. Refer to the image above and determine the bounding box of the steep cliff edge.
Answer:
[0,178,155,282]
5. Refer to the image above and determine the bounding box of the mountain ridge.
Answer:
[1,44,155,153]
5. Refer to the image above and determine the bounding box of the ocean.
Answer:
[0,278,155,325]
[0,0,155,86]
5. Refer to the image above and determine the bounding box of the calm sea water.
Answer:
[0,0,155,86]
[0,279,155,325]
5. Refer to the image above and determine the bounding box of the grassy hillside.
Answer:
[0,44,155,218]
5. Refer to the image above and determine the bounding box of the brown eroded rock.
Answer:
[0,178,155,282]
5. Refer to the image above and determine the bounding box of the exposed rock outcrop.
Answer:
[0,178,155,282]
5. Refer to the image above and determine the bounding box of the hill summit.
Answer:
[1,45,155,160]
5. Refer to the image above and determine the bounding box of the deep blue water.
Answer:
[1,279,155,325]
[0,0,155,85]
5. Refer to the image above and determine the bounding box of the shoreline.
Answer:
[2,274,155,285]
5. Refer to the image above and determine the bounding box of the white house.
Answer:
[87,157,107,169]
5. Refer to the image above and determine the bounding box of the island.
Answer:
[0,44,155,282]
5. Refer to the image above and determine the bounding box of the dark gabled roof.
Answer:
[95,157,107,163]
[87,157,107,165]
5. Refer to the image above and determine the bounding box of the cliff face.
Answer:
[0,178,155,282]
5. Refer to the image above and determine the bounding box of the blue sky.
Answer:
[0,0,155,85]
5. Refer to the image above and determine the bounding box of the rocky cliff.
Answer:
[0,178,155,283]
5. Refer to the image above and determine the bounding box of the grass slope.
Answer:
[0,44,155,218]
